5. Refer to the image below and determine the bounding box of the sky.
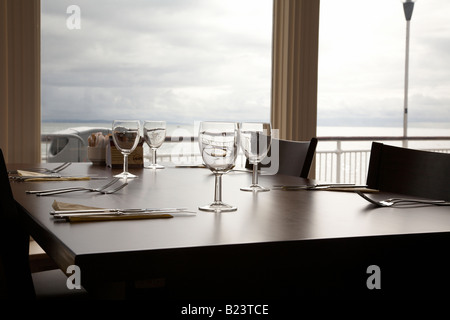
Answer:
[318,0,450,128]
[41,0,450,129]
[41,0,273,124]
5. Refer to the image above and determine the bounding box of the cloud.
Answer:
[42,0,450,129]
[41,0,272,123]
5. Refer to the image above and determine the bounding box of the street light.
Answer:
[401,0,416,147]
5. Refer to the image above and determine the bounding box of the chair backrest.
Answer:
[366,142,450,201]
[0,148,36,299]
[245,138,318,178]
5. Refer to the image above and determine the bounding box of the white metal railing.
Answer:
[315,136,450,185]
[42,134,450,185]
[152,136,450,185]
[315,147,370,185]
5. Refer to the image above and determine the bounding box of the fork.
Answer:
[98,182,129,195]
[35,181,128,196]
[45,162,72,173]
[8,162,72,175]
[26,177,121,196]
[355,191,449,207]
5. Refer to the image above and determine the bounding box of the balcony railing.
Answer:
[151,136,450,185]
[42,133,450,185]
[315,136,450,185]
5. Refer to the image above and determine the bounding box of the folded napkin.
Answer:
[51,200,173,223]
[18,170,91,182]
[52,200,102,211]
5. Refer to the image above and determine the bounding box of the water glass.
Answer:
[198,121,239,212]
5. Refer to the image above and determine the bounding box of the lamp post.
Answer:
[402,0,416,148]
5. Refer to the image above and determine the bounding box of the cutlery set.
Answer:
[272,183,368,190]
[8,162,72,175]
[355,191,450,207]
[13,164,127,196]
[13,162,450,222]
[9,162,109,182]
[26,177,126,196]
[10,173,64,181]
[274,183,450,208]
[13,162,195,221]
[10,175,109,182]
[51,207,196,222]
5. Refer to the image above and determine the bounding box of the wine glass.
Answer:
[239,122,272,192]
[143,121,166,169]
[198,121,239,212]
[112,120,141,178]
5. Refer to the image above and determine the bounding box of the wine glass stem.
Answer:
[252,163,259,185]
[123,154,129,174]
[152,148,157,166]
[214,173,222,203]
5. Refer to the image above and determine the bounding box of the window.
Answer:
[318,0,450,136]
[41,0,273,131]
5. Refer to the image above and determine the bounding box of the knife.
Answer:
[11,175,108,181]
[174,164,206,168]
[50,207,194,216]
[58,213,175,223]
[52,210,196,221]
[273,184,367,190]
[10,174,62,180]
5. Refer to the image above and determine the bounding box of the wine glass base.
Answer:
[240,185,270,192]
[199,202,237,212]
[144,164,165,169]
[114,172,138,178]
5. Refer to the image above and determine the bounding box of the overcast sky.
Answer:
[41,0,450,129]
[41,0,272,124]
[318,0,450,128]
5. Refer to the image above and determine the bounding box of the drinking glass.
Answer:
[239,122,272,192]
[143,121,166,169]
[112,120,141,178]
[198,121,239,212]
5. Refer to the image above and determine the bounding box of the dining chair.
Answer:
[0,149,88,299]
[245,137,318,178]
[366,142,450,201]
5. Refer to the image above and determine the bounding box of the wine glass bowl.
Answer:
[112,120,141,178]
[201,142,236,173]
[198,121,239,212]
[239,122,272,192]
[143,121,166,169]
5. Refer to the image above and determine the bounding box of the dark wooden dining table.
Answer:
[9,162,450,300]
